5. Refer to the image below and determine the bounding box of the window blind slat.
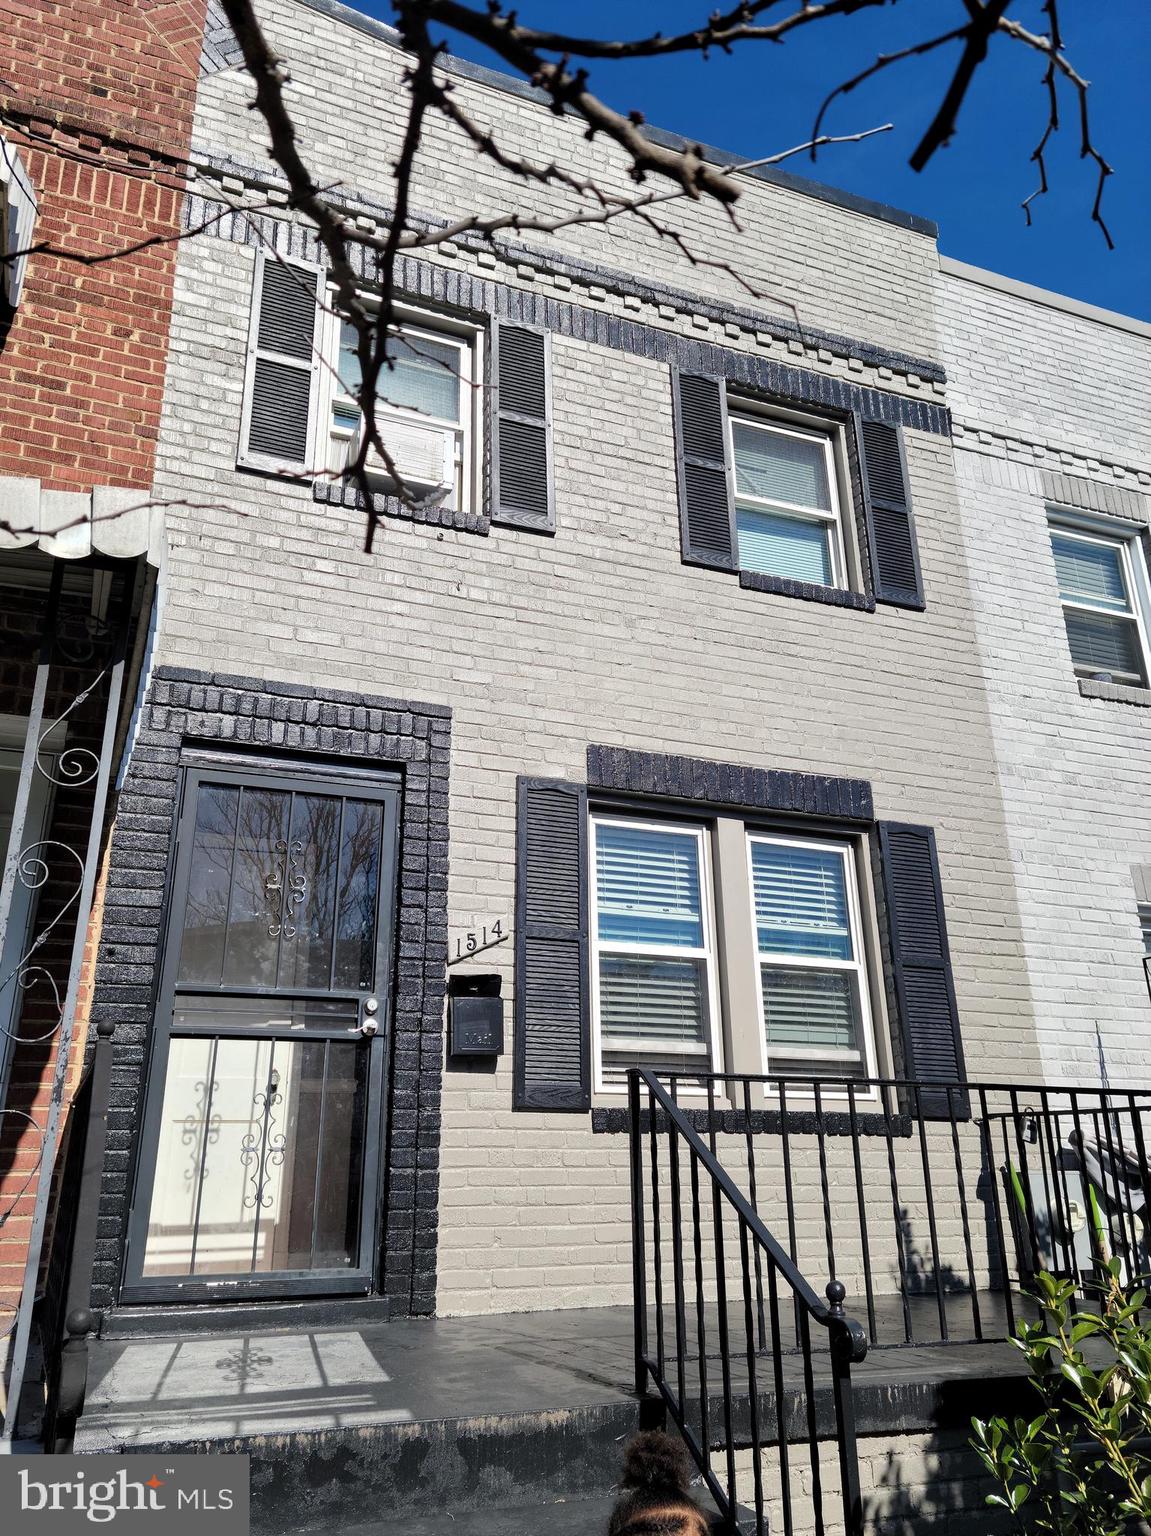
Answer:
[732,422,830,509]
[1051,533,1128,610]
[599,955,708,1045]
[736,509,833,585]
[761,967,860,1051]
[1064,609,1145,679]
[595,824,703,947]
[751,842,852,959]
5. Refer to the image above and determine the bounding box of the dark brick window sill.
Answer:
[592,1106,911,1137]
[739,569,875,611]
[313,478,491,536]
[1078,677,1151,708]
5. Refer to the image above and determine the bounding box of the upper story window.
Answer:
[1049,522,1151,688]
[1,133,37,310]
[590,818,720,1089]
[325,307,482,513]
[589,812,877,1093]
[730,413,845,587]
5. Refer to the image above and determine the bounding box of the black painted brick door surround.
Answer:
[86,666,450,1317]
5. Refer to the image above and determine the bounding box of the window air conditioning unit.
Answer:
[355,414,456,497]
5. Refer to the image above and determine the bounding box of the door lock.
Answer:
[358,996,380,1037]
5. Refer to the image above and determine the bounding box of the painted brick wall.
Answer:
[107,0,1041,1318]
[938,266,1151,1083]
[191,0,944,371]
[0,0,208,491]
[142,231,1036,1315]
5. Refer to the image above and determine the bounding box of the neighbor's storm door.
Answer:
[124,761,400,1301]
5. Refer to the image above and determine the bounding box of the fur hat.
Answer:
[607,1431,711,1536]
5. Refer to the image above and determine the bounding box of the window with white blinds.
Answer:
[1049,524,1151,688]
[730,414,844,587]
[748,835,873,1076]
[591,818,718,1090]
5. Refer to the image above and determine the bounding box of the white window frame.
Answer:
[319,299,483,515]
[1049,519,1151,687]
[1,132,37,309]
[727,408,847,589]
[589,814,723,1094]
[745,831,878,1084]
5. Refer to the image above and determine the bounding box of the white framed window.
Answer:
[590,816,721,1092]
[1049,522,1151,688]
[746,833,876,1080]
[729,410,846,588]
[322,303,482,513]
[1,132,37,309]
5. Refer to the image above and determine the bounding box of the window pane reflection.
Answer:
[176,782,385,993]
[142,1036,368,1277]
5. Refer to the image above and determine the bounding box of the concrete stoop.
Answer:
[72,1304,1029,1534]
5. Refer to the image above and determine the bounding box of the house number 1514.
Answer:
[448,920,510,965]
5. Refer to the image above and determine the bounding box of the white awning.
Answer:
[0,478,164,565]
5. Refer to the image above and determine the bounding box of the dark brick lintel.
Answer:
[587,746,874,823]
[151,665,452,719]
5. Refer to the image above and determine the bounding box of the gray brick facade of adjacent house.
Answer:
[938,259,1151,1086]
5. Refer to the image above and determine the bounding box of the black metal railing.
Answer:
[635,1071,1151,1356]
[40,1020,114,1452]
[629,1068,869,1536]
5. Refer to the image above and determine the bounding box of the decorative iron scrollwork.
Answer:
[182,1075,221,1183]
[0,842,82,1045]
[240,1066,286,1212]
[263,840,308,939]
[34,667,110,788]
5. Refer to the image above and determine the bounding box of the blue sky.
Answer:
[349,1,1149,318]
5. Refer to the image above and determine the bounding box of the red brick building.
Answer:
[0,0,208,1436]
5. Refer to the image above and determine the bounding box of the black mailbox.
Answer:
[448,973,503,1057]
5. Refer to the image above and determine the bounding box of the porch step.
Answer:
[74,1307,644,1534]
[100,1295,392,1339]
[322,1491,738,1535]
[312,1497,618,1536]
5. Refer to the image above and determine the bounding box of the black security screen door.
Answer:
[124,761,400,1301]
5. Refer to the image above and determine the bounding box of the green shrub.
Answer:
[972,1261,1151,1535]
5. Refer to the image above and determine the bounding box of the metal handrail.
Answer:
[629,1067,868,1536]
[635,1069,868,1338]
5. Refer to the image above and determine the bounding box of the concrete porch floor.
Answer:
[77,1292,1034,1447]
[72,1295,1036,1534]
[78,1305,641,1446]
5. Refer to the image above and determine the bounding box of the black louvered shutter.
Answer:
[241,250,323,468]
[673,369,736,569]
[492,322,553,529]
[858,418,924,609]
[513,777,589,1111]
[876,823,967,1120]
